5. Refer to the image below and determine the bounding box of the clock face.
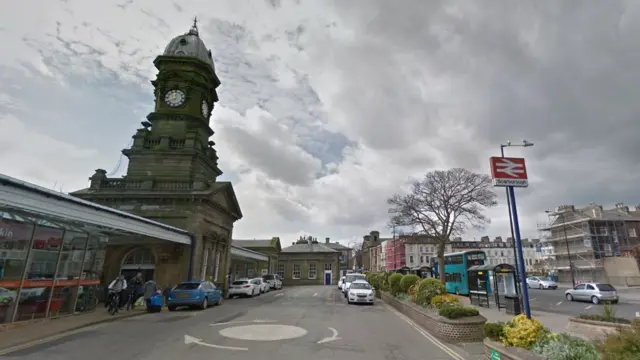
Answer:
[164,89,185,107]
[201,100,209,117]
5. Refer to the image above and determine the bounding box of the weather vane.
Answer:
[189,16,199,36]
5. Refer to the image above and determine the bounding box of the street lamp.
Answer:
[545,210,576,288]
[500,140,534,283]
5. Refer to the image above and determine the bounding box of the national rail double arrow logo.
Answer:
[489,157,529,188]
[495,158,525,177]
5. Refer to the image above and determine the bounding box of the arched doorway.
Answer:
[120,247,156,282]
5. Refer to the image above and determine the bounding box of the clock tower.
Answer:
[71,20,243,292]
[123,19,222,186]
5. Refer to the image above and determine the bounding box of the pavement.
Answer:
[0,286,471,360]
[526,286,640,320]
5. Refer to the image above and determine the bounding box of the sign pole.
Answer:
[507,185,532,319]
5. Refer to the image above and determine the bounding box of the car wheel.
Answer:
[347,300,351,305]
[527,283,531,289]
[612,300,619,304]
[591,296,600,305]
[539,284,543,290]
[566,293,573,301]
[168,305,177,311]
[201,297,208,310]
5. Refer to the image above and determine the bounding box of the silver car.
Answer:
[565,283,619,304]
[526,276,558,290]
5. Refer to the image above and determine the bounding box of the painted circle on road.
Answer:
[219,324,308,341]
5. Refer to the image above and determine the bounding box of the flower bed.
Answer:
[484,338,544,360]
[381,291,486,343]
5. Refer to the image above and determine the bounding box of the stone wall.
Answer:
[380,292,486,343]
[278,253,340,285]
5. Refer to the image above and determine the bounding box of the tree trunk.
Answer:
[437,240,446,283]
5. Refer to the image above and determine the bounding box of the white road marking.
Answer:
[210,319,276,327]
[585,305,593,310]
[313,293,318,297]
[317,327,341,344]
[385,304,465,360]
[529,298,536,301]
[275,293,284,297]
[635,312,640,318]
[219,324,308,341]
[184,334,248,351]
[556,301,563,306]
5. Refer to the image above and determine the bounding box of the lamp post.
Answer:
[545,210,576,288]
[500,140,534,290]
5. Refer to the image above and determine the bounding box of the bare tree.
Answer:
[387,168,498,281]
[349,241,364,269]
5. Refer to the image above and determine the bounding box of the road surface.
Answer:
[527,287,640,319]
[0,286,467,360]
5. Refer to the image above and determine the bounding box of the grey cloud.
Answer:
[320,0,640,231]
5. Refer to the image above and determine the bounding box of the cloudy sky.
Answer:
[1,0,639,245]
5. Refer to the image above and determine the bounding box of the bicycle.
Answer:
[107,291,121,316]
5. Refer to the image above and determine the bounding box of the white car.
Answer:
[252,278,270,293]
[342,273,367,297]
[262,274,282,290]
[338,276,345,290]
[228,279,259,298]
[526,276,558,290]
[347,280,375,305]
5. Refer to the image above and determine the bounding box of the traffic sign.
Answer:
[489,157,528,188]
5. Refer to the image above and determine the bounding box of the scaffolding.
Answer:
[537,204,634,284]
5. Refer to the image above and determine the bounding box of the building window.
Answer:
[277,263,285,278]
[308,263,317,279]
[409,255,414,263]
[292,264,301,279]
[629,228,637,237]
[324,263,332,271]
[420,256,424,263]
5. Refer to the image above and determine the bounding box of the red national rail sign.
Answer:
[489,157,528,188]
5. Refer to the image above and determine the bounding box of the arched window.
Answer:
[123,248,155,266]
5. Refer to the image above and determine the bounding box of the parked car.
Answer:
[526,276,558,290]
[166,280,223,311]
[262,274,282,290]
[347,280,375,305]
[338,276,345,290]
[229,279,259,298]
[565,283,619,304]
[342,273,367,297]
[252,278,269,293]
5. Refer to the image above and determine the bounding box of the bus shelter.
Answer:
[410,265,434,279]
[467,263,518,311]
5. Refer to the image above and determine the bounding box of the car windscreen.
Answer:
[596,284,616,291]
[174,283,200,290]
[232,280,248,285]
[349,283,371,290]
[262,275,275,280]
[345,274,366,282]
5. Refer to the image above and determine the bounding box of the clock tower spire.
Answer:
[122,20,222,187]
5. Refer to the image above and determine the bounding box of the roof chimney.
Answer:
[292,242,295,246]
[325,237,330,244]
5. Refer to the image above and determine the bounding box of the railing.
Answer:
[153,181,193,191]
[143,139,161,148]
[102,179,143,189]
[169,139,186,149]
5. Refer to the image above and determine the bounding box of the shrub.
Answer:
[431,294,460,309]
[414,278,446,306]
[598,318,640,360]
[501,314,549,350]
[388,273,404,296]
[438,303,480,319]
[484,322,505,341]
[366,272,378,289]
[532,333,599,360]
[399,274,420,293]
[377,272,390,292]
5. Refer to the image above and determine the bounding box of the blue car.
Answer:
[167,280,223,311]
